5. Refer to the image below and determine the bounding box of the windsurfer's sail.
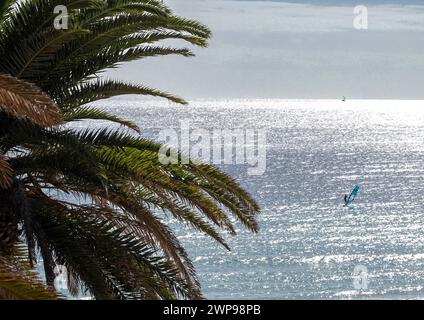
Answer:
[345,185,360,205]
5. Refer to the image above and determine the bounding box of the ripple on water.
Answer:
[96,99,424,299]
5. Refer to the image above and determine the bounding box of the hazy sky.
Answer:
[110,0,424,100]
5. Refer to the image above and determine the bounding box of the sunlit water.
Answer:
[88,98,424,299]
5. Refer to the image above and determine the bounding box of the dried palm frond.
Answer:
[0,74,61,126]
[0,153,12,189]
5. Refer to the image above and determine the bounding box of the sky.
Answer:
[110,0,424,100]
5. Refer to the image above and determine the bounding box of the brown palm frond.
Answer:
[0,244,60,300]
[0,74,61,126]
[0,152,12,189]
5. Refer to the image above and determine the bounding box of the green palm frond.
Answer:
[0,0,209,102]
[57,80,187,109]
[14,27,91,79]
[30,194,196,299]
[0,0,16,27]
[43,46,193,90]
[63,106,141,132]
[0,0,102,56]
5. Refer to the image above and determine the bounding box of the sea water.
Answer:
[91,98,424,299]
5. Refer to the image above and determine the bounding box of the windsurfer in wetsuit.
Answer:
[344,194,348,205]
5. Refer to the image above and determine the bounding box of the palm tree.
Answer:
[0,74,61,299]
[0,0,260,299]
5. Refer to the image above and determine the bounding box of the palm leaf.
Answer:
[0,74,61,126]
[29,194,194,299]
[57,80,187,109]
[0,152,12,189]
[0,0,15,26]
[0,270,59,300]
[63,106,141,133]
[0,245,60,300]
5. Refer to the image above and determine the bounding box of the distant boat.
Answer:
[342,96,346,102]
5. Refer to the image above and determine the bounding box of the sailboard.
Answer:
[345,184,360,205]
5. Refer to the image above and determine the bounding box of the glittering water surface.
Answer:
[93,99,424,299]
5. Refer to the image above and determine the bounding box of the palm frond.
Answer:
[0,152,12,189]
[57,80,187,109]
[44,46,193,90]
[30,194,196,299]
[0,0,15,27]
[63,106,141,133]
[0,244,60,300]
[0,74,61,126]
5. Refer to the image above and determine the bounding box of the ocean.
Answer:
[91,98,424,299]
